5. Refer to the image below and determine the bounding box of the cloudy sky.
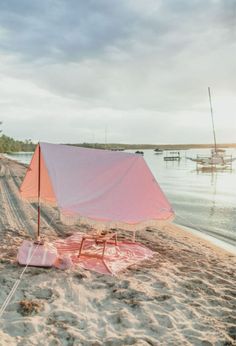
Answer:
[0,0,235,144]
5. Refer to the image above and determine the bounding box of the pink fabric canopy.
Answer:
[20,143,174,230]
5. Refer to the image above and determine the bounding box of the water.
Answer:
[4,152,34,164]
[141,149,236,247]
[6,149,236,247]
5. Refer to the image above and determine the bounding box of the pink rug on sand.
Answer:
[54,233,154,275]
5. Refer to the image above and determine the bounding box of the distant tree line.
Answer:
[0,134,36,153]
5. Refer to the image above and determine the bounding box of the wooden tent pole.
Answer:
[37,143,41,241]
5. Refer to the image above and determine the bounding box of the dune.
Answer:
[0,155,235,345]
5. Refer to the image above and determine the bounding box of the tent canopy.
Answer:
[20,143,174,230]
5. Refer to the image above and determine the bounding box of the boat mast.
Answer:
[208,87,217,152]
[37,143,41,241]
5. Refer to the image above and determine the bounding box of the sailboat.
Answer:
[188,88,235,170]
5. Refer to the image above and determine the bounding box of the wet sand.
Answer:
[0,155,235,345]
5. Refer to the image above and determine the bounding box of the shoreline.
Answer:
[176,223,236,256]
[2,142,236,152]
[3,153,236,256]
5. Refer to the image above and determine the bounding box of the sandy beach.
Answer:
[0,155,236,345]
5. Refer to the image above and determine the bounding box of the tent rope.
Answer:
[0,214,56,319]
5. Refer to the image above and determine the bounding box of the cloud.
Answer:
[0,0,135,62]
[0,0,235,143]
[1,0,234,63]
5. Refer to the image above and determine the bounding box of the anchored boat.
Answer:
[188,88,235,170]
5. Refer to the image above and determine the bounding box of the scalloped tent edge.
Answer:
[20,142,174,235]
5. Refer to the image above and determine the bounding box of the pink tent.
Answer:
[20,142,174,233]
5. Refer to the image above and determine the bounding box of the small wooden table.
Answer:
[77,232,118,272]
[78,232,117,273]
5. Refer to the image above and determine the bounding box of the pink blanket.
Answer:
[54,233,154,275]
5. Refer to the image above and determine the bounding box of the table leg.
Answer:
[102,240,107,259]
[78,237,85,258]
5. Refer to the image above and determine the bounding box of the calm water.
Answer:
[6,149,236,247]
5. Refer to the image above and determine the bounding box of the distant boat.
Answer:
[154,148,163,154]
[188,148,234,165]
[135,151,144,155]
[188,88,235,170]
[189,150,235,171]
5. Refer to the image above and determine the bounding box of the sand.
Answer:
[0,155,236,346]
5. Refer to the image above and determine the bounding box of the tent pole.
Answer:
[37,143,41,242]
